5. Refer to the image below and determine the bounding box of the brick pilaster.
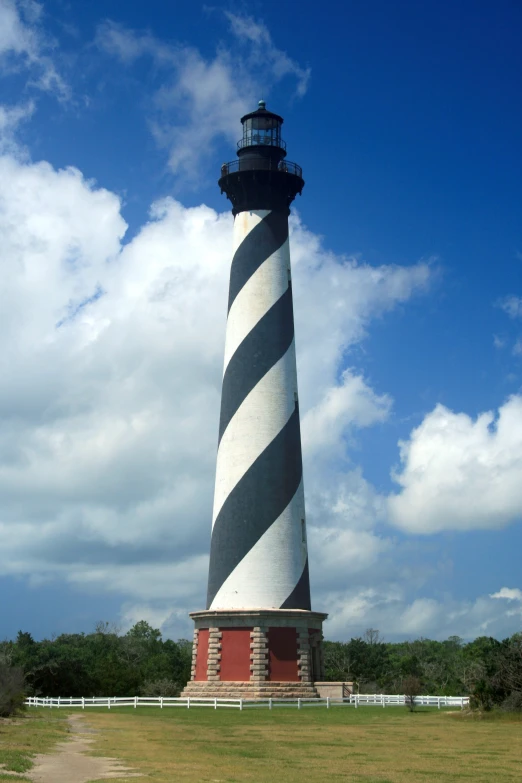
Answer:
[207,628,222,681]
[190,628,199,681]
[318,631,325,680]
[250,626,269,682]
[297,630,312,683]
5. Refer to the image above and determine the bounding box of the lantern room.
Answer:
[238,100,286,156]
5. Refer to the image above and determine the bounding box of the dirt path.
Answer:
[28,713,143,782]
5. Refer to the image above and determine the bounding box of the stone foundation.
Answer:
[182,608,327,700]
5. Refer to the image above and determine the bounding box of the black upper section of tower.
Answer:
[218,101,305,216]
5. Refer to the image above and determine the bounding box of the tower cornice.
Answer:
[218,166,304,216]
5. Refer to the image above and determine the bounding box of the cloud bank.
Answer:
[1,2,521,643]
[389,396,522,534]
[0,138,433,637]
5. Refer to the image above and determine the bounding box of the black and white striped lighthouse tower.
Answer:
[183,102,327,699]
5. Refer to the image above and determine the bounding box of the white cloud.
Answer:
[0,100,34,154]
[499,295,522,319]
[0,144,431,634]
[491,587,522,602]
[290,219,432,414]
[224,12,310,97]
[323,586,522,641]
[388,396,522,533]
[0,0,68,99]
[302,370,391,458]
[96,13,310,179]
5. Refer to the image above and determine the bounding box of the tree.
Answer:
[363,629,383,646]
[323,642,352,681]
[126,621,162,643]
[139,678,182,697]
[403,675,422,712]
[496,633,522,694]
[0,660,26,717]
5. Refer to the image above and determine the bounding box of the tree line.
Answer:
[1,622,521,714]
[0,621,192,709]
[323,628,522,710]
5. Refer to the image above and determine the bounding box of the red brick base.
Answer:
[183,608,327,699]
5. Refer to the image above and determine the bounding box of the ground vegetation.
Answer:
[11,705,521,783]
[323,629,522,710]
[1,621,191,699]
[2,621,521,712]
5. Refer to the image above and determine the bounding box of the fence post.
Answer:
[58,696,61,709]
[269,698,272,710]
[382,695,385,708]
[134,696,137,709]
[355,694,358,709]
[326,697,330,709]
[297,698,301,710]
[108,698,110,710]
[239,699,243,711]
[160,697,163,709]
[214,698,217,710]
[187,698,190,709]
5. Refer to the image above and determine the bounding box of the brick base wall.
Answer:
[184,608,327,699]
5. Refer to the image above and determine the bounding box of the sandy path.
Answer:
[28,713,143,782]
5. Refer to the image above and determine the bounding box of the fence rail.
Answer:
[25,694,469,711]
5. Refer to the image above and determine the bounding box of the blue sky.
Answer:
[1,0,521,643]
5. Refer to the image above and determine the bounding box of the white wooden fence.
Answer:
[25,694,469,711]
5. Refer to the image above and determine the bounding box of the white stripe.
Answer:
[224,236,290,373]
[210,481,307,610]
[212,341,297,526]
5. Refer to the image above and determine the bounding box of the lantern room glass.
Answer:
[241,115,283,149]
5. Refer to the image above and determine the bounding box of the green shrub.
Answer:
[500,691,522,713]
[469,679,494,711]
[0,663,26,717]
[139,678,182,697]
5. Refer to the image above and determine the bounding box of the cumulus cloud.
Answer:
[491,587,522,602]
[498,295,522,320]
[0,0,68,99]
[388,396,522,534]
[324,585,522,641]
[0,142,431,634]
[302,370,391,458]
[96,13,309,179]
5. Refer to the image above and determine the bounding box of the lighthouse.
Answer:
[183,102,327,699]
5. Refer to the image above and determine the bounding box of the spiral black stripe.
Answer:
[207,405,303,609]
[228,210,288,313]
[280,558,311,611]
[218,285,294,444]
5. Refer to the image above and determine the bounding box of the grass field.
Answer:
[2,706,521,782]
[0,710,67,782]
[75,705,522,783]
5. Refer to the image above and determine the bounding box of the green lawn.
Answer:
[72,705,522,783]
[0,710,68,782]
